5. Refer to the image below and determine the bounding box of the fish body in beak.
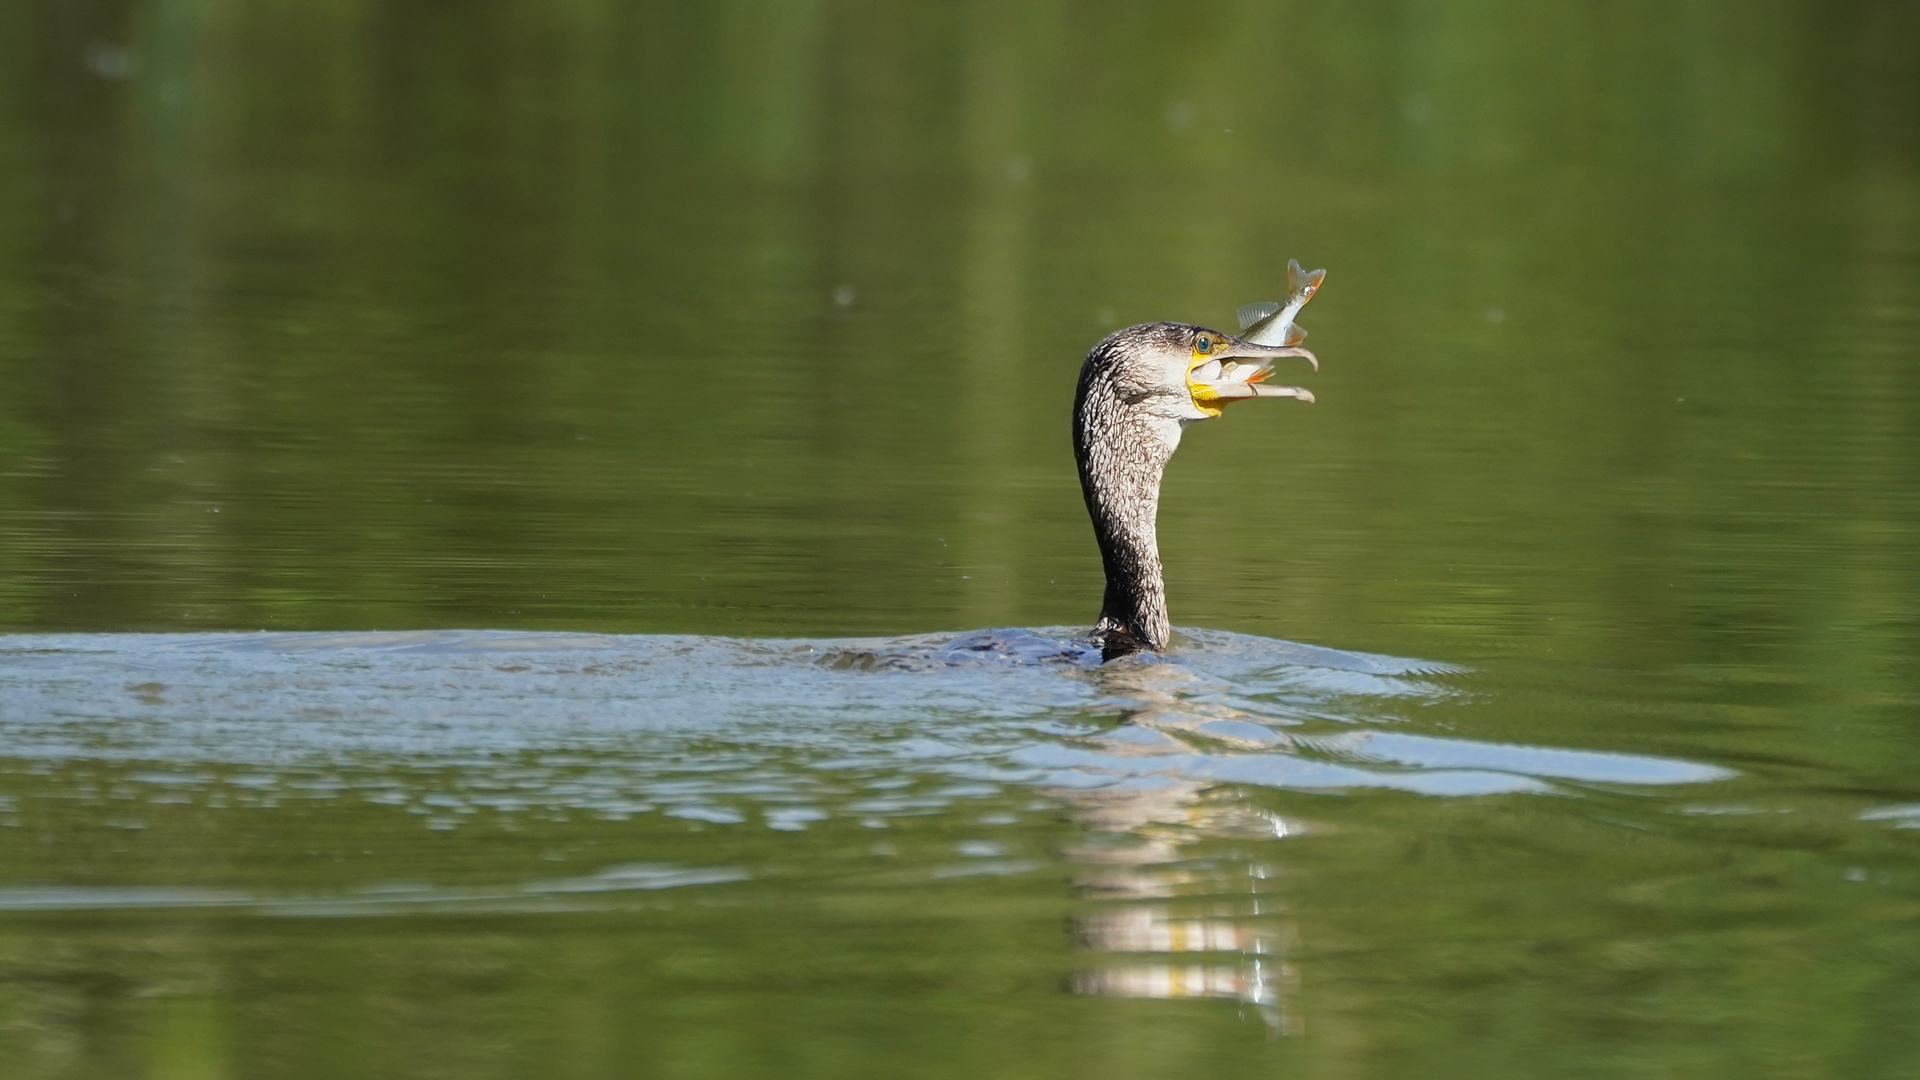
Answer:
[1235,260,1326,348]
[1185,260,1324,418]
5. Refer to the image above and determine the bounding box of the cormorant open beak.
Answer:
[1186,336,1317,416]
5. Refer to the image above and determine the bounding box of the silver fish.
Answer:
[1235,259,1325,349]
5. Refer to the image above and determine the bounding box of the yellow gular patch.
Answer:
[1185,360,1225,417]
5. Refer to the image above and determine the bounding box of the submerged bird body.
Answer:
[1074,273,1324,661]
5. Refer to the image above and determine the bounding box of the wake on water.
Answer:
[0,626,1728,797]
[0,626,1733,924]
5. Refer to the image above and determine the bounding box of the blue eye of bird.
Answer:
[1197,337,1212,353]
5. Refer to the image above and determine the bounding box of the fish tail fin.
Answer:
[1287,259,1326,303]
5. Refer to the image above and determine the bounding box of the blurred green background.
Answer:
[1,0,1912,666]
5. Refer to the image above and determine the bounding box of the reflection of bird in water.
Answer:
[1075,265,1322,661]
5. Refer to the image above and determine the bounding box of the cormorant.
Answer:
[1073,317,1317,661]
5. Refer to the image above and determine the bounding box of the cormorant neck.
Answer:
[1073,350,1181,660]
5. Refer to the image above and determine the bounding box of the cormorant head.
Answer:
[1087,322,1317,426]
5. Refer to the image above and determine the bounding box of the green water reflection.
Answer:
[2,0,1919,1076]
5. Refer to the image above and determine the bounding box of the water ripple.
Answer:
[0,862,749,916]
[0,628,1730,839]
